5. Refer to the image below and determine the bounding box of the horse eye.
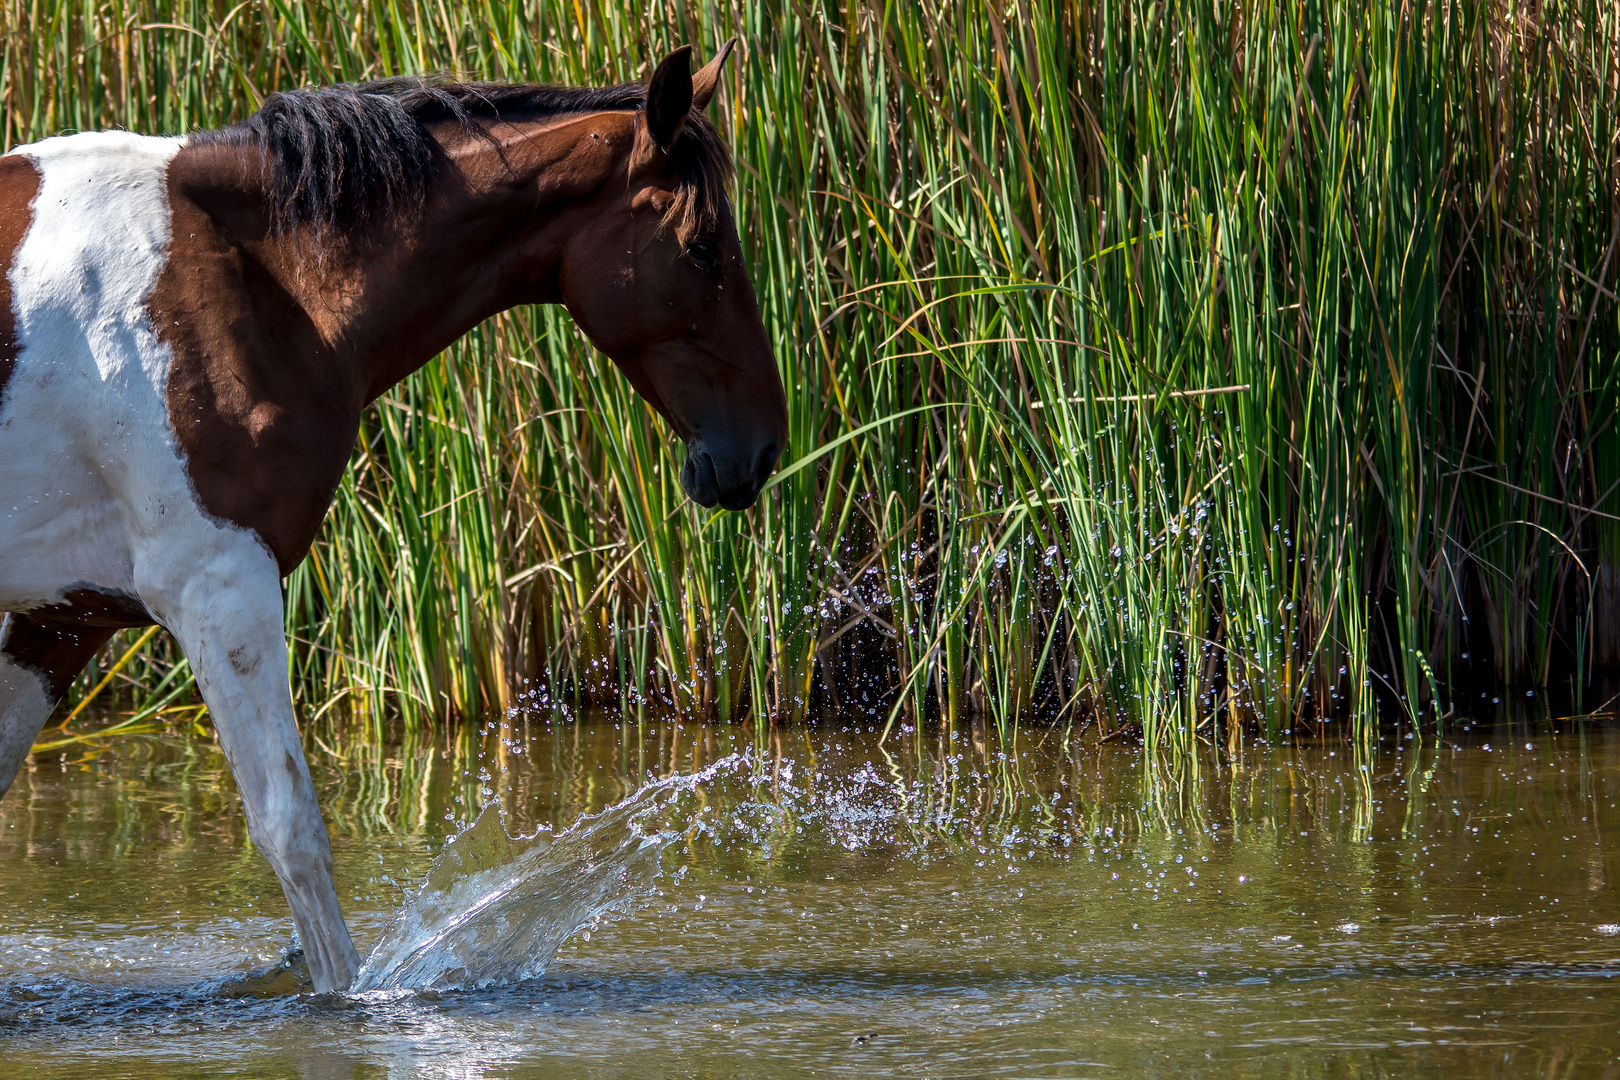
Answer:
[686,238,720,270]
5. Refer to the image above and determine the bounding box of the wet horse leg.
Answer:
[0,615,116,801]
[139,535,361,993]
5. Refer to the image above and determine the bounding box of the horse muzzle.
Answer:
[680,439,780,511]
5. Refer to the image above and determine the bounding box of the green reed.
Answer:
[3,1,1617,752]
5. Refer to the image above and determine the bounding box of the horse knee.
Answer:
[249,815,336,893]
[281,849,336,898]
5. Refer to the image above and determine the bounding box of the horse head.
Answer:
[556,42,788,511]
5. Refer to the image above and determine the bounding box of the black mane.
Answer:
[194,77,730,240]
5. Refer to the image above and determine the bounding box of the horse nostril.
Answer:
[754,442,779,487]
[680,446,721,507]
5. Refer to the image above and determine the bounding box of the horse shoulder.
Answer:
[154,150,367,575]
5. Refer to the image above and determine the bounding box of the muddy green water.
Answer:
[2,714,1619,1078]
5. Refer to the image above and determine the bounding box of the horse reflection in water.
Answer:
[0,41,786,992]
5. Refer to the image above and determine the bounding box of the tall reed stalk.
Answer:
[3,1,1616,750]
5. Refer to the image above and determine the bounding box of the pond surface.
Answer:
[2,711,1619,1078]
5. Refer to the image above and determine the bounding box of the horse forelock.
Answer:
[192,77,732,243]
[659,114,733,238]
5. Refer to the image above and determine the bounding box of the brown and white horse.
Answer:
[0,42,787,992]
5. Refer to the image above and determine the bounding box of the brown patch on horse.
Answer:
[1,618,115,701]
[228,643,261,677]
[0,587,148,700]
[153,142,369,574]
[0,156,42,406]
[33,586,153,629]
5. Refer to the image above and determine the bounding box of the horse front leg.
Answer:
[141,537,361,993]
[0,614,117,801]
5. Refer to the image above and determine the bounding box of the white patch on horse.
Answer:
[0,132,192,611]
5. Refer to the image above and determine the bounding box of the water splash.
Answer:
[351,754,749,993]
[346,729,1097,995]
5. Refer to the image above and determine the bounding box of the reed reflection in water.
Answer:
[0,708,1617,1078]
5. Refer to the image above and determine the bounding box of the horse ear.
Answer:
[690,38,737,111]
[645,45,694,152]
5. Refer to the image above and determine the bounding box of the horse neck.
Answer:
[180,111,635,404]
[351,114,640,398]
